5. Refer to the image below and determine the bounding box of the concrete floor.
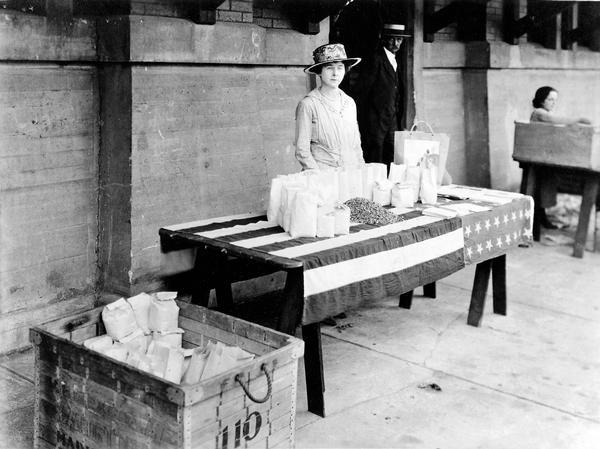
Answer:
[1,228,599,449]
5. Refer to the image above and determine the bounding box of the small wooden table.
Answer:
[513,121,600,258]
[160,187,533,417]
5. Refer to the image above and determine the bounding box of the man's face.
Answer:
[383,35,403,54]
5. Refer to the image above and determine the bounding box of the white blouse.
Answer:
[294,88,365,171]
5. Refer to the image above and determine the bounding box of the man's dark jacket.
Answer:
[353,46,403,164]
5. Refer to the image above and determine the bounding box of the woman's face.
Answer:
[319,62,345,89]
[542,90,558,112]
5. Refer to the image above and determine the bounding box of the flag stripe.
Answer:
[302,228,464,296]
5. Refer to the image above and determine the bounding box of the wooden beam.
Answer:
[424,0,486,43]
[504,0,572,45]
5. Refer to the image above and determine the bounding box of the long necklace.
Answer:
[319,88,343,116]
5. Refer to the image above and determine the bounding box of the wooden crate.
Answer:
[29,301,304,449]
[513,121,600,171]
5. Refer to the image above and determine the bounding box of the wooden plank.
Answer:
[178,302,295,349]
[181,325,274,356]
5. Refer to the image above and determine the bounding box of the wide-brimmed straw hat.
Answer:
[382,23,412,37]
[304,43,361,74]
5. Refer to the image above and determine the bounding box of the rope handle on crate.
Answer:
[410,120,435,135]
[235,364,272,404]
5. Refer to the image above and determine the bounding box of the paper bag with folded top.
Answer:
[102,298,140,341]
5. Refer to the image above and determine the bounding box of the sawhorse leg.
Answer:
[190,249,213,307]
[276,268,327,417]
[522,164,541,242]
[467,254,507,327]
[573,176,599,258]
[399,282,436,309]
[302,322,325,417]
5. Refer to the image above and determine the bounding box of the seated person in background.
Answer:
[530,86,592,126]
[529,86,593,229]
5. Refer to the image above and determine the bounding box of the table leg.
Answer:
[492,255,507,316]
[423,282,436,298]
[190,249,212,307]
[573,176,600,258]
[467,258,492,327]
[399,290,413,309]
[214,253,234,313]
[302,323,325,417]
[523,165,541,242]
[278,267,304,336]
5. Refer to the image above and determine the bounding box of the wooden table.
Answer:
[160,186,533,417]
[513,121,600,258]
[517,161,599,257]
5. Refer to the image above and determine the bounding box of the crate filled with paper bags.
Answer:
[30,296,304,449]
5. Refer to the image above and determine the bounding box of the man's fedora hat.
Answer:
[382,23,412,37]
[304,43,361,74]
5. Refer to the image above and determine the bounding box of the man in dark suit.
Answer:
[354,23,411,166]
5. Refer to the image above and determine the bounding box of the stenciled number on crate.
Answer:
[220,411,262,449]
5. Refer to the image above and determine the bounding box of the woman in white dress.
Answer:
[295,43,365,171]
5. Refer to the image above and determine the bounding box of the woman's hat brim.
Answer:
[304,57,361,74]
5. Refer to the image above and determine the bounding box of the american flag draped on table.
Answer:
[162,186,533,325]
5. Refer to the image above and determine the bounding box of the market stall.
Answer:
[160,184,533,417]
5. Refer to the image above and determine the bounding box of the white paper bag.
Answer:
[126,292,152,334]
[118,328,149,353]
[334,203,351,235]
[316,207,335,238]
[391,184,415,207]
[372,179,393,206]
[102,298,140,341]
[266,176,284,222]
[83,335,114,352]
[388,163,407,184]
[346,167,363,199]
[419,154,438,205]
[361,164,376,200]
[163,349,185,384]
[337,169,352,203]
[306,169,339,206]
[148,293,180,332]
[289,191,318,238]
[404,166,421,203]
[280,184,303,231]
[152,328,184,348]
[103,342,129,363]
[181,347,208,385]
